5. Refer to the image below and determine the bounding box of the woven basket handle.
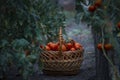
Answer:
[59,27,63,57]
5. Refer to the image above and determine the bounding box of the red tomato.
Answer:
[88,5,96,12]
[67,43,73,50]
[58,44,67,51]
[45,46,51,51]
[94,0,102,7]
[70,48,76,51]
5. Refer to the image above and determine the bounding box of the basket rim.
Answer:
[42,49,84,53]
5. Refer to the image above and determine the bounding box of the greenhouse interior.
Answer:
[0,0,120,80]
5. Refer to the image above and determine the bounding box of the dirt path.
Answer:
[35,15,96,80]
[36,0,96,79]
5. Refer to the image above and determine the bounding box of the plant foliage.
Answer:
[76,0,120,79]
[0,0,65,79]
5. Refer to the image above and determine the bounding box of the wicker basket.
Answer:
[40,27,84,75]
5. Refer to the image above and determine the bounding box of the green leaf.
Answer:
[0,39,9,47]
[12,38,29,48]
[27,54,37,63]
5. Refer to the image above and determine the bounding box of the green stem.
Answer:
[101,24,120,80]
[101,25,114,67]
[106,0,111,8]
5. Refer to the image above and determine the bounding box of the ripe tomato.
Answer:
[50,43,58,51]
[75,43,81,47]
[70,48,76,51]
[62,45,67,51]
[45,46,51,51]
[58,44,67,51]
[97,43,103,50]
[104,44,113,50]
[67,43,73,50]
[47,42,57,50]
[88,5,96,12]
[117,22,120,29]
[94,0,102,7]
[75,45,81,50]
[47,42,53,47]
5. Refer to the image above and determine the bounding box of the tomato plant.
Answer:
[0,0,65,79]
[76,0,120,80]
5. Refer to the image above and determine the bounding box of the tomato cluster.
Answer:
[88,0,102,12]
[40,40,83,51]
[97,43,113,51]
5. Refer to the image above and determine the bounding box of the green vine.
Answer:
[101,23,120,80]
[101,0,120,79]
[76,0,120,79]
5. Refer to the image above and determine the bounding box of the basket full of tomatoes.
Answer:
[40,27,84,75]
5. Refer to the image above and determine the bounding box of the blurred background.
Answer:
[0,0,120,80]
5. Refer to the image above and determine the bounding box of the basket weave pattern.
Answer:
[41,50,83,71]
